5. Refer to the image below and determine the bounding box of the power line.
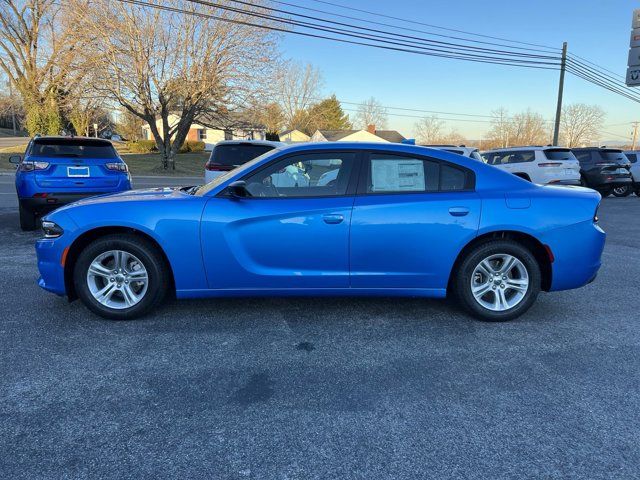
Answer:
[182,0,561,66]
[566,58,640,100]
[304,0,560,52]
[566,62,640,104]
[116,0,560,69]
[567,53,627,82]
[271,0,559,54]
[220,0,559,59]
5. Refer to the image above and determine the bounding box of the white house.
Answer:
[279,129,310,143]
[141,113,266,151]
[310,125,406,143]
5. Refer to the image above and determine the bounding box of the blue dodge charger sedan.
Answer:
[35,142,605,321]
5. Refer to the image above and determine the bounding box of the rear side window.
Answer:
[598,150,626,162]
[627,153,637,163]
[30,139,117,158]
[573,150,592,163]
[367,153,471,193]
[210,144,275,166]
[485,151,534,165]
[544,149,576,161]
[506,151,535,163]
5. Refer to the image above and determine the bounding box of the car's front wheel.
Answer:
[612,185,632,197]
[452,240,541,322]
[73,234,169,320]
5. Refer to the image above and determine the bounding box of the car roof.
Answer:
[571,147,623,152]
[213,140,284,147]
[482,145,567,153]
[31,136,113,145]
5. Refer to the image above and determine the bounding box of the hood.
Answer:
[54,186,194,213]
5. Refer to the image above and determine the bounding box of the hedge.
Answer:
[179,141,206,153]
[126,140,157,153]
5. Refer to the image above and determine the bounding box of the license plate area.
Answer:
[67,166,90,177]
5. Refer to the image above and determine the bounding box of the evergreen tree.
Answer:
[306,95,351,133]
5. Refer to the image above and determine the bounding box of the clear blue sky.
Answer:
[280,0,639,142]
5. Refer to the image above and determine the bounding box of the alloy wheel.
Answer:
[86,250,149,309]
[470,254,529,312]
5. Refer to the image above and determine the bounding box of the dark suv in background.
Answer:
[570,147,632,196]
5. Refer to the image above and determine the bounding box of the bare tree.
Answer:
[354,97,388,129]
[274,61,323,131]
[73,0,278,169]
[508,109,548,146]
[0,0,80,134]
[414,115,444,144]
[487,107,511,147]
[560,103,605,147]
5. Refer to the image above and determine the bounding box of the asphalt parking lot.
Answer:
[1,176,640,479]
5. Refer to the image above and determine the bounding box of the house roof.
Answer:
[317,129,406,143]
[317,130,361,141]
[373,130,406,143]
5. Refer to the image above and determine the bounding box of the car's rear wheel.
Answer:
[612,185,632,197]
[452,240,541,322]
[597,187,612,197]
[19,201,37,231]
[73,234,169,320]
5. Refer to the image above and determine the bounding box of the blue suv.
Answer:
[10,136,131,230]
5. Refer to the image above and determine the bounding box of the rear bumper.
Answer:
[20,192,112,214]
[540,220,606,292]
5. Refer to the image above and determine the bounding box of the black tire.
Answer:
[451,240,541,322]
[612,185,632,197]
[579,175,588,187]
[597,187,612,198]
[635,188,640,197]
[73,234,169,320]
[19,201,37,231]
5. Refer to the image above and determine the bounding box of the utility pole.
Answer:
[7,80,17,136]
[552,42,568,146]
[632,121,639,150]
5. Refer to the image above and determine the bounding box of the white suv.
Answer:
[424,145,484,161]
[481,146,581,185]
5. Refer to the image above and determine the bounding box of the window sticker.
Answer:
[371,159,425,192]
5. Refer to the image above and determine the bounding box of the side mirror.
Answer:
[228,180,249,198]
[9,155,21,165]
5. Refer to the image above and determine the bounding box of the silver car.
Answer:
[617,151,640,197]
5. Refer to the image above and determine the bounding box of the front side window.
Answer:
[366,153,470,193]
[243,152,356,198]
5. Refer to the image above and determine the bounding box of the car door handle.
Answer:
[322,214,344,224]
[449,207,470,217]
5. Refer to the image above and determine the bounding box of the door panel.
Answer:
[201,197,354,289]
[350,193,480,289]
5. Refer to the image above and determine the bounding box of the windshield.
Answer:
[195,147,283,196]
[30,138,117,158]
[209,143,276,166]
[544,149,576,161]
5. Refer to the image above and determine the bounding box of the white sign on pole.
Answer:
[631,29,640,49]
[628,47,640,67]
[627,67,640,87]
[627,9,640,86]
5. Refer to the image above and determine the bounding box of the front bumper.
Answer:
[36,237,68,296]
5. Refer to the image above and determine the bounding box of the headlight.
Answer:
[42,221,63,238]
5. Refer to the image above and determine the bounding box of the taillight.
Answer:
[19,161,49,172]
[105,162,128,172]
[538,162,562,167]
[205,162,233,172]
